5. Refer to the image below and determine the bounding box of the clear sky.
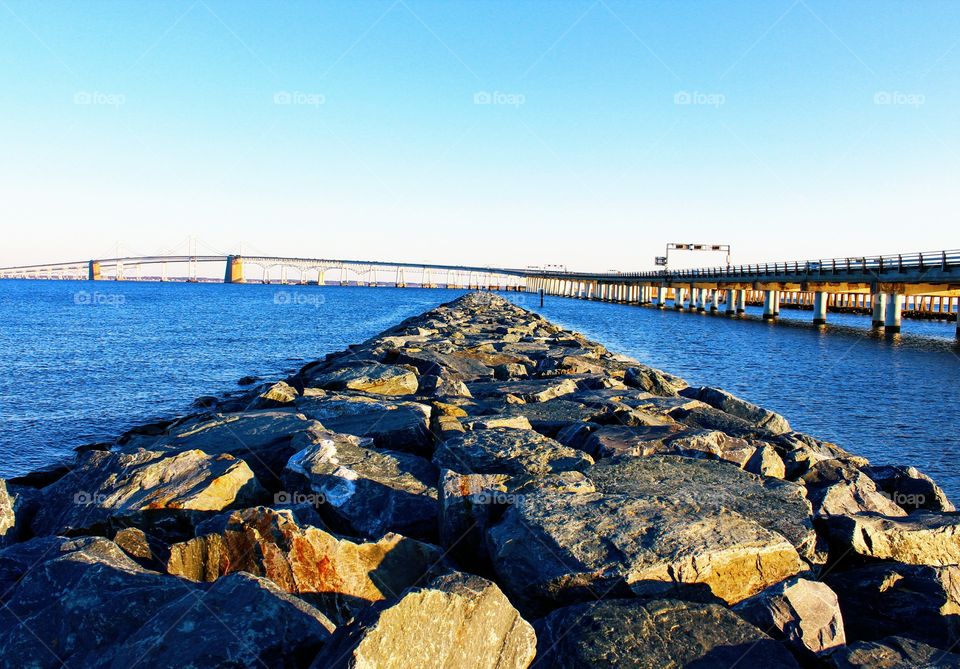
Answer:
[1,1,957,271]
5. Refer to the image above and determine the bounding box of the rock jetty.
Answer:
[1,292,959,668]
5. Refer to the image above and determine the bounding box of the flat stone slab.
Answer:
[433,428,594,477]
[587,455,822,564]
[535,598,799,668]
[285,431,439,540]
[29,448,264,536]
[295,395,432,454]
[488,486,807,613]
[307,362,419,396]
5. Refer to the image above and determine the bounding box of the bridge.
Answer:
[525,249,960,337]
[1,249,958,337]
[0,255,528,290]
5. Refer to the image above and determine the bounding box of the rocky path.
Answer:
[2,292,959,668]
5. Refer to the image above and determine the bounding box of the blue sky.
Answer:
[1,1,957,271]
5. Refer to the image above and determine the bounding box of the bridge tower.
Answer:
[224,255,245,284]
[88,260,101,281]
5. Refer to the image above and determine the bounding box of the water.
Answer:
[0,280,470,475]
[1,280,958,500]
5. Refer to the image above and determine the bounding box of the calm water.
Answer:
[1,280,958,499]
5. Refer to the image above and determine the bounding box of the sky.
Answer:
[1,1,958,272]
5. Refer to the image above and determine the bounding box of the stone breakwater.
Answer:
[1,292,959,668]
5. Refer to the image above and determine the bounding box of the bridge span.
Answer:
[525,249,960,337]
[1,249,958,337]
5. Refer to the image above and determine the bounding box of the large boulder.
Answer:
[823,562,960,649]
[295,395,433,455]
[467,378,579,403]
[0,536,334,668]
[623,365,689,396]
[29,448,264,537]
[579,423,758,468]
[433,428,593,477]
[119,410,326,490]
[535,598,799,668]
[802,459,907,518]
[166,506,445,625]
[680,386,791,434]
[306,362,419,396]
[733,576,846,658]
[487,485,807,613]
[106,572,335,669]
[828,636,960,668]
[284,431,439,540]
[823,510,960,566]
[587,456,823,564]
[312,572,536,669]
[862,465,955,512]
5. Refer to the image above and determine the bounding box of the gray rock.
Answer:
[0,536,334,669]
[535,598,799,668]
[823,510,960,566]
[29,448,264,537]
[802,459,907,518]
[733,576,846,658]
[312,572,537,669]
[580,424,758,468]
[106,572,335,669]
[433,428,594,477]
[307,362,419,396]
[284,431,439,541]
[487,485,807,614]
[119,410,327,490]
[623,364,689,396]
[295,395,433,455]
[681,386,791,434]
[823,562,960,649]
[587,455,823,564]
[166,506,445,625]
[828,635,960,668]
[467,377,578,403]
[863,465,955,512]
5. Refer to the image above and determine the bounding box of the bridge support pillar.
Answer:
[88,260,101,281]
[735,289,746,314]
[656,286,666,308]
[724,289,736,315]
[885,293,904,333]
[813,291,828,325]
[710,290,719,312]
[763,290,777,320]
[674,287,685,310]
[223,255,245,284]
[871,294,886,328]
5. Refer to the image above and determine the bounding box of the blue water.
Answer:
[1,280,959,500]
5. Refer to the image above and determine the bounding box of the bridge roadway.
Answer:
[526,249,960,337]
[1,249,958,336]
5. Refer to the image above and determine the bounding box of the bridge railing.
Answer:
[529,249,960,281]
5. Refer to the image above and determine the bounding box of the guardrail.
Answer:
[527,249,960,281]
